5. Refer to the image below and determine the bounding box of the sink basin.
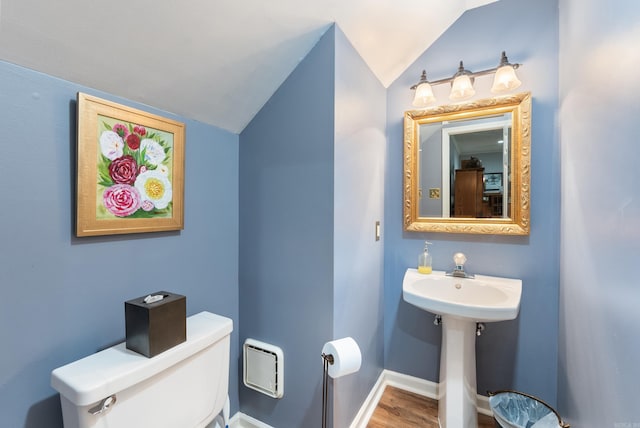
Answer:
[403,268,522,322]
[402,268,523,428]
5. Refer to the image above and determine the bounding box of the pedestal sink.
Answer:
[403,268,522,428]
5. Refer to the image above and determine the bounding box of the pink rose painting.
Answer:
[76,93,184,237]
[96,118,173,219]
[103,184,141,217]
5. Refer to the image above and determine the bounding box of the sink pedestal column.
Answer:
[439,315,477,428]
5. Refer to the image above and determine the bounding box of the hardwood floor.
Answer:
[367,386,497,428]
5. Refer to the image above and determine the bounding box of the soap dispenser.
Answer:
[418,241,433,274]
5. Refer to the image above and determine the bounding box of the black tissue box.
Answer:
[125,291,186,357]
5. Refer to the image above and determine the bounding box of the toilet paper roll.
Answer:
[322,337,362,379]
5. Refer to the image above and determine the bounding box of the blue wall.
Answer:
[558,0,640,424]
[239,28,336,428]
[239,25,387,427]
[0,60,240,427]
[333,27,386,427]
[14,0,640,424]
[384,0,560,403]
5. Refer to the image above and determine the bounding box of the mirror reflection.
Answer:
[419,113,511,219]
[404,93,531,235]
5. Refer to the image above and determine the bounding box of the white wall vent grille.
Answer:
[243,338,284,398]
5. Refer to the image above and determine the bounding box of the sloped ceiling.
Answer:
[0,0,497,133]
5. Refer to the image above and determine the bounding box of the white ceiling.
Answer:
[0,0,497,133]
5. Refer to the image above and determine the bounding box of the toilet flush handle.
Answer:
[88,394,117,415]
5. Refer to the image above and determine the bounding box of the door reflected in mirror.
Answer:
[404,93,531,235]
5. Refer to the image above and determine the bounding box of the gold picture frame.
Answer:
[403,92,531,235]
[76,93,185,237]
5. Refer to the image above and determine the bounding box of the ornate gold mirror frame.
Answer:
[404,92,531,235]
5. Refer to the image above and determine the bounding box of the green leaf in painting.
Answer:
[98,155,114,186]
[125,205,172,219]
[139,147,147,166]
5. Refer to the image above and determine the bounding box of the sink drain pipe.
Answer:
[434,315,486,337]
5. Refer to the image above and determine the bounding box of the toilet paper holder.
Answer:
[321,353,334,365]
[321,352,333,428]
[321,337,361,428]
[321,337,361,379]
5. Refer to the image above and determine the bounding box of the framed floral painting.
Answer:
[76,93,185,236]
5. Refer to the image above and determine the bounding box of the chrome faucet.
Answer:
[447,252,475,278]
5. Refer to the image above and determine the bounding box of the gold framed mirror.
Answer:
[403,92,531,235]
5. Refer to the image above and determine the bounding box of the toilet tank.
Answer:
[51,311,232,428]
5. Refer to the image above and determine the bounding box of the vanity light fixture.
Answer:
[491,52,522,93]
[410,51,522,107]
[449,61,476,101]
[412,70,436,107]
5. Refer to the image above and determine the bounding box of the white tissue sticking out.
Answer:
[143,294,165,304]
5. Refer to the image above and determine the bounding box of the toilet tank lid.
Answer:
[51,311,232,406]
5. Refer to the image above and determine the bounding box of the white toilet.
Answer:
[51,311,232,428]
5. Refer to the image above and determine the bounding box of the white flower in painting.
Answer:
[157,164,170,176]
[99,131,124,160]
[140,139,166,166]
[135,170,172,209]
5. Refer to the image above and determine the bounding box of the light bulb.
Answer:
[450,74,475,101]
[491,64,522,93]
[413,82,436,107]
[449,61,475,101]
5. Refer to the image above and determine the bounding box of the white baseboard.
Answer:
[477,394,493,417]
[349,370,492,427]
[234,370,492,428]
[228,412,274,428]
